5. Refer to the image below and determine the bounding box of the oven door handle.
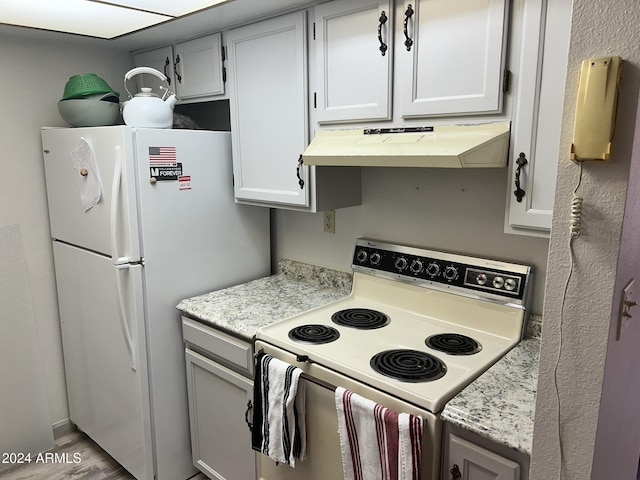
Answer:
[245,400,253,431]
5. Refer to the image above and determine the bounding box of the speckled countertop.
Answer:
[176,259,352,341]
[178,261,540,456]
[441,315,541,456]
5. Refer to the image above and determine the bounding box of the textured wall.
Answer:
[273,166,551,315]
[0,29,132,429]
[530,1,640,479]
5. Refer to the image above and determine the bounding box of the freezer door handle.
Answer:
[115,262,137,371]
[110,146,131,266]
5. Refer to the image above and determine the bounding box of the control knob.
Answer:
[394,257,408,270]
[443,265,459,281]
[493,276,505,289]
[370,252,381,265]
[426,262,440,277]
[505,278,518,291]
[356,249,368,263]
[410,259,423,273]
[476,273,487,286]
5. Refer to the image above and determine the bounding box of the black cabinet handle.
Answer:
[163,57,171,85]
[174,55,182,83]
[245,400,253,431]
[403,4,414,51]
[296,154,305,189]
[378,11,388,56]
[514,152,528,203]
[451,464,462,479]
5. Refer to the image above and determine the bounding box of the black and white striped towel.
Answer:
[252,351,306,467]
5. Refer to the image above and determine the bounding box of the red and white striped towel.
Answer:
[335,387,424,480]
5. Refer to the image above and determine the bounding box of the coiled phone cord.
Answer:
[554,161,584,478]
[569,162,584,238]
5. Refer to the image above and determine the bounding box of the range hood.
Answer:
[302,121,510,168]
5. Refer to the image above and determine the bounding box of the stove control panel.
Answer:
[352,239,532,303]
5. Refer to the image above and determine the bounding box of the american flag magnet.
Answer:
[148,146,177,165]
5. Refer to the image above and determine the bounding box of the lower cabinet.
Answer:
[182,317,256,480]
[442,423,529,480]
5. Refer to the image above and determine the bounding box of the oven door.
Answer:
[254,341,441,480]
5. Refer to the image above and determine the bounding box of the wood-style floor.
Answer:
[0,430,209,480]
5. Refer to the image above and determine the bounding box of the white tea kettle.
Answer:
[122,67,177,129]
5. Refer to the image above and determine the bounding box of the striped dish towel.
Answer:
[252,351,306,467]
[335,387,424,480]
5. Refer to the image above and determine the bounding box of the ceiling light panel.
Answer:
[0,0,172,38]
[93,0,231,17]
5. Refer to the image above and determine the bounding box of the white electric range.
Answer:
[255,238,532,480]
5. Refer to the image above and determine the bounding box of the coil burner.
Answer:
[331,308,390,329]
[425,333,482,356]
[370,349,446,382]
[288,324,340,344]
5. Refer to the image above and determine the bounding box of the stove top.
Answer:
[256,239,533,413]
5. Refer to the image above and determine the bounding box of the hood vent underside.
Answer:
[302,121,510,168]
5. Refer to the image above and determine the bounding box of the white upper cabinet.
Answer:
[400,0,508,118]
[504,0,571,235]
[133,33,225,102]
[312,0,509,125]
[314,0,393,123]
[226,12,311,207]
[133,45,176,93]
[173,34,225,100]
[226,11,361,211]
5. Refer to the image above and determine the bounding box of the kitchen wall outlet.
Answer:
[616,278,637,340]
[323,210,335,234]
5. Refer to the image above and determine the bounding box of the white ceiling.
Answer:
[0,0,231,39]
[0,0,318,51]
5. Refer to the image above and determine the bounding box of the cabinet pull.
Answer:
[163,57,171,85]
[513,152,528,203]
[174,54,182,83]
[450,464,462,479]
[403,4,414,51]
[245,400,253,431]
[296,154,305,189]
[378,11,388,56]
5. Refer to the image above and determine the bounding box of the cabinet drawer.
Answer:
[182,316,253,375]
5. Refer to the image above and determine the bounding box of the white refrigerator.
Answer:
[41,126,270,480]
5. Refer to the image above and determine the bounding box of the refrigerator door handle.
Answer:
[110,146,131,266]
[115,262,137,371]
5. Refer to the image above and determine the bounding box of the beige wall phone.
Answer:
[568,56,622,239]
[571,56,622,162]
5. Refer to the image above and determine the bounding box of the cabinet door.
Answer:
[185,349,256,480]
[505,0,571,235]
[227,11,310,207]
[400,0,508,117]
[314,0,392,123]
[133,45,176,93]
[173,33,225,99]
[447,434,520,480]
